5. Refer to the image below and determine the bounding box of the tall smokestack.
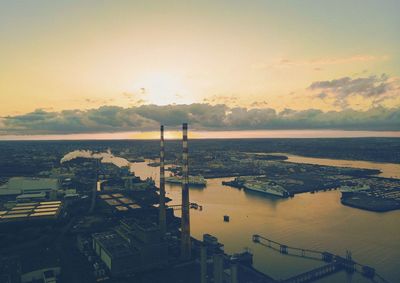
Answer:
[200,245,207,283]
[159,125,166,236]
[181,123,191,260]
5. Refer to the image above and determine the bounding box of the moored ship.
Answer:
[243,181,289,198]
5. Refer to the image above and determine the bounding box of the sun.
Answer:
[137,72,186,105]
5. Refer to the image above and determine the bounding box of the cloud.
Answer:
[1,74,398,135]
[255,55,389,70]
[202,95,239,106]
[309,74,399,108]
[276,55,388,68]
[309,74,389,95]
[1,104,399,135]
[0,107,159,135]
[317,92,328,99]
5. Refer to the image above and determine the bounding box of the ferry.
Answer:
[243,181,289,198]
[165,175,207,186]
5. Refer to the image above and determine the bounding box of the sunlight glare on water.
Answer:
[130,159,400,283]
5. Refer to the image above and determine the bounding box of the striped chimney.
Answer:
[181,122,191,260]
[159,125,166,235]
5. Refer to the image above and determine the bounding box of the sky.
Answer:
[0,0,399,136]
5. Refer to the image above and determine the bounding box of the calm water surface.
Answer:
[275,153,400,179]
[130,159,400,283]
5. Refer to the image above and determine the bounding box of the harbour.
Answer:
[130,158,400,283]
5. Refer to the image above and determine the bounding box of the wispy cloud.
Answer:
[254,55,389,70]
[281,55,388,67]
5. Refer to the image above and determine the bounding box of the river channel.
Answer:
[127,155,400,283]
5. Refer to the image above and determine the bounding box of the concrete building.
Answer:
[122,176,147,191]
[116,218,168,270]
[21,267,60,283]
[92,218,168,277]
[0,177,60,197]
[20,249,61,283]
[92,231,139,277]
[16,192,47,202]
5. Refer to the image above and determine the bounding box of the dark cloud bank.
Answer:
[1,104,399,135]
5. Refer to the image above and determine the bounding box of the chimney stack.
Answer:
[181,123,191,260]
[159,125,166,235]
[200,245,207,283]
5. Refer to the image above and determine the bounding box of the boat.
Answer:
[243,181,289,198]
[165,175,207,186]
[222,177,244,189]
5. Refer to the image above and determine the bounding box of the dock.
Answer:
[252,234,390,283]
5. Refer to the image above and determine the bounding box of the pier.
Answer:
[282,263,342,283]
[252,234,390,283]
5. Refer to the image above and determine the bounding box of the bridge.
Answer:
[252,234,390,283]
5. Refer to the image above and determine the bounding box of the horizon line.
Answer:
[0,129,399,141]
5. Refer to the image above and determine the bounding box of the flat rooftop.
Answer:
[6,177,59,190]
[99,193,142,212]
[0,201,62,223]
[93,230,137,258]
[120,217,159,231]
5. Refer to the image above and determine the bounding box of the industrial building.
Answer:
[92,217,167,276]
[90,123,224,280]
[122,175,154,191]
[92,230,138,277]
[0,200,62,223]
[21,264,60,283]
[0,177,60,196]
[98,193,142,212]
[116,218,168,268]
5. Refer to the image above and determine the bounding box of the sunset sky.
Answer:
[0,0,399,136]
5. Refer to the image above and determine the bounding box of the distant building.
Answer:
[123,176,154,191]
[16,192,47,202]
[0,177,60,197]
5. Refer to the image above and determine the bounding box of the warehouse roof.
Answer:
[7,177,59,191]
[93,231,137,258]
[0,201,62,222]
